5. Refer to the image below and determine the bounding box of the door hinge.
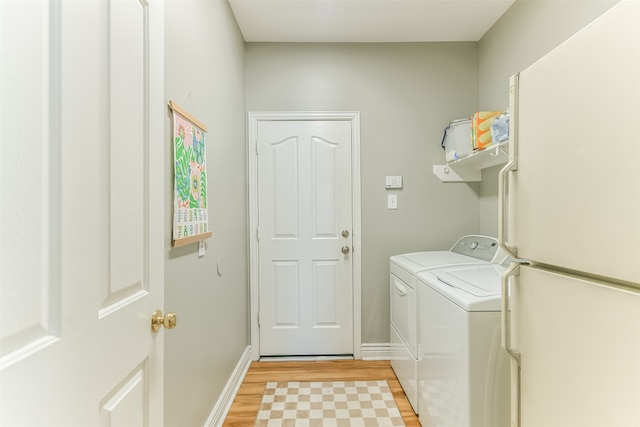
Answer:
[256,227,260,241]
[257,312,261,326]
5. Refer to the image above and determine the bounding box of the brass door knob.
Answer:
[151,309,177,332]
[341,246,350,254]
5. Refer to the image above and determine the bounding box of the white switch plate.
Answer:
[198,240,205,257]
[387,194,398,209]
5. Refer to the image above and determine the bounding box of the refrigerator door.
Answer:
[504,0,640,285]
[510,266,640,427]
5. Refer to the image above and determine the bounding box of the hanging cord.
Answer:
[178,90,199,121]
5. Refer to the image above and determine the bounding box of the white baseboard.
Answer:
[360,343,391,360]
[204,345,252,427]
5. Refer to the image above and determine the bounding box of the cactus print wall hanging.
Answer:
[169,100,212,247]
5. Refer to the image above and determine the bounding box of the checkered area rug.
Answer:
[254,380,405,427]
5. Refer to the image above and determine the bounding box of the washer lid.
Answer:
[390,251,484,275]
[432,264,505,297]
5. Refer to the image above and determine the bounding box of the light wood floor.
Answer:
[222,359,420,426]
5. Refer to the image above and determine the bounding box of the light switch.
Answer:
[385,176,403,189]
[388,194,398,209]
[198,240,205,257]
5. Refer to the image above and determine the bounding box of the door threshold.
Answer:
[259,355,355,362]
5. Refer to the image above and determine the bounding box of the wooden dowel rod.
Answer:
[168,100,208,132]
[172,231,212,248]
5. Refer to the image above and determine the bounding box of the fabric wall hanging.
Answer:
[169,100,212,247]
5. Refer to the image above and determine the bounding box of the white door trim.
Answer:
[247,111,361,361]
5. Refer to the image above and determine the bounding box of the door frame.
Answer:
[247,111,361,361]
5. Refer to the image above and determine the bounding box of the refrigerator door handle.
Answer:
[501,262,521,364]
[498,73,520,259]
[498,162,517,257]
[502,261,523,427]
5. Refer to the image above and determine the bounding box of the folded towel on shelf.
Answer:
[472,111,503,150]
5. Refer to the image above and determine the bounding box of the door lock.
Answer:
[151,309,177,332]
[341,246,350,254]
[342,230,350,238]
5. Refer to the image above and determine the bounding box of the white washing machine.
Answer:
[416,260,511,427]
[389,235,504,414]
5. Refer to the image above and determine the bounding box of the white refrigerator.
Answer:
[499,1,640,426]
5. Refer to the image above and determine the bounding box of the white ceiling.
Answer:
[228,0,516,43]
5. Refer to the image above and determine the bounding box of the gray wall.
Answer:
[246,43,481,343]
[164,1,247,426]
[477,0,620,236]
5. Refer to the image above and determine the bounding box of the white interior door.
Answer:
[0,1,164,425]
[256,119,354,356]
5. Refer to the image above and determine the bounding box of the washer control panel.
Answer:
[450,235,502,262]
